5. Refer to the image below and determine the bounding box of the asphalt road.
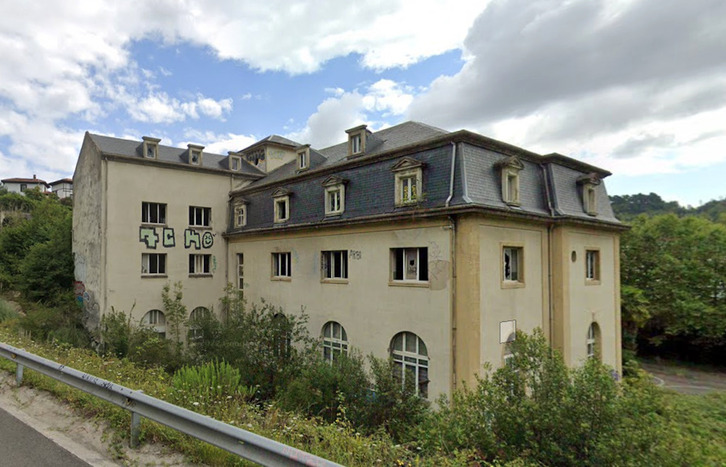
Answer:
[0,406,90,467]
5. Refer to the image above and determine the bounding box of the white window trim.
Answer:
[189,253,212,276]
[297,150,308,170]
[189,206,211,228]
[394,168,422,206]
[236,253,244,290]
[350,133,362,155]
[230,155,241,171]
[142,309,166,336]
[234,204,247,228]
[322,321,349,362]
[585,248,601,285]
[502,167,521,206]
[141,201,166,225]
[324,185,345,216]
[273,195,290,223]
[501,244,524,288]
[141,253,166,276]
[190,149,202,166]
[271,252,292,280]
[587,323,600,359]
[390,332,430,398]
[390,247,429,286]
[321,250,349,282]
[142,136,160,159]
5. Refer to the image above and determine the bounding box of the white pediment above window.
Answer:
[391,157,424,173]
[322,175,348,187]
[272,187,291,198]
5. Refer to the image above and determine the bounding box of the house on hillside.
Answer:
[1,175,48,194]
[72,122,625,400]
[49,178,74,199]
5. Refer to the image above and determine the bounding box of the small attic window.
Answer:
[297,145,310,171]
[229,153,242,171]
[577,173,601,216]
[494,156,524,206]
[142,136,161,160]
[188,144,204,166]
[346,124,367,156]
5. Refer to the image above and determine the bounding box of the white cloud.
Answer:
[406,0,726,178]
[181,129,258,155]
[287,79,416,147]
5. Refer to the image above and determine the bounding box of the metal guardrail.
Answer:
[0,342,342,467]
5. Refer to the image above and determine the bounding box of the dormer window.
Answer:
[577,173,601,216]
[142,136,161,160]
[234,201,247,228]
[188,144,204,166]
[322,176,347,216]
[346,124,367,156]
[392,157,424,206]
[495,156,524,206]
[296,145,310,171]
[229,153,242,171]
[272,188,291,223]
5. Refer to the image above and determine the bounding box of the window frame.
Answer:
[350,134,362,155]
[297,150,308,170]
[390,331,430,398]
[189,206,211,228]
[141,309,166,337]
[237,253,244,290]
[585,248,601,284]
[141,253,166,276]
[234,204,247,228]
[273,195,290,223]
[190,149,202,165]
[321,250,349,283]
[188,307,211,341]
[587,322,600,359]
[394,169,422,206]
[141,201,167,225]
[230,155,241,171]
[390,247,429,286]
[501,244,525,288]
[322,321,349,363]
[271,252,292,280]
[502,167,521,205]
[189,253,212,276]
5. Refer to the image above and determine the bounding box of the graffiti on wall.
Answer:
[139,227,214,250]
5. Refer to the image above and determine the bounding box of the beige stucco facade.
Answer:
[73,124,624,402]
[73,136,255,330]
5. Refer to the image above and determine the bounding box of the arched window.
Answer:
[587,323,601,359]
[390,331,429,398]
[188,307,211,341]
[141,309,166,338]
[321,321,348,362]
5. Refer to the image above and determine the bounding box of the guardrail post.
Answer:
[130,412,141,448]
[15,363,23,386]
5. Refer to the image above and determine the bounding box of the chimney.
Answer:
[33,174,37,180]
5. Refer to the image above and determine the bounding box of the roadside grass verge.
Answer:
[0,325,448,466]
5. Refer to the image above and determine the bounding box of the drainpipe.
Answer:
[541,164,555,344]
[446,142,458,391]
[445,142,456,207]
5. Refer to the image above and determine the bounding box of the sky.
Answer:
[0,0,724,207]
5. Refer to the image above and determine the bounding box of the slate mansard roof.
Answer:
[228,121,622,234]
[85,133,266,177]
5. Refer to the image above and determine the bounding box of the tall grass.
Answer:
[0,298,19,322]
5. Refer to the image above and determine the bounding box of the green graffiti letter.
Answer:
[184,229,201,249]
[139,227,159,249]
[162,228,175,247]
[202,231,214,248]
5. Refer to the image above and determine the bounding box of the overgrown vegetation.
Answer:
[3,322,725,465]
[0,189,89,346]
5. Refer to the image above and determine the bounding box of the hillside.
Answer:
[610,193,726,221]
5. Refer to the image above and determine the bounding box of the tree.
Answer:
[621,214,726,361]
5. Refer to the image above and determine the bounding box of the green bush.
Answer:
[0,298,19,322]
[18,293,90,348]
[169,360,255,411]
[188,286,315,399]
[417,329,685,466]
[278,351,370,423]
[98,307,132,358]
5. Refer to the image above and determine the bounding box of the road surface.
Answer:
[0,406,90,467]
